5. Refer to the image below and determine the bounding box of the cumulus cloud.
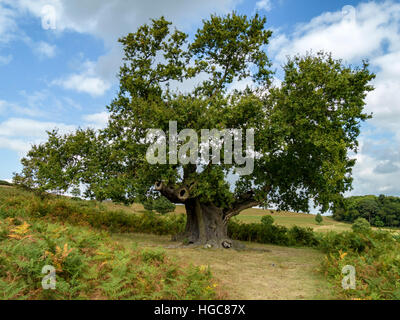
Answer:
[0,90,89,157]
[351,138,400,195]
[374,161,400,175]
[269,2,400,64]
[52,61,111,96]
[366,51,400,133]
[53,74,110,97]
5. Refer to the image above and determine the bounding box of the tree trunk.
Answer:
[154,181,259,248]
[178,198,232,248]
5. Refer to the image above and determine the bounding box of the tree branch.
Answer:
[223,186,271,224]
[223,197,260,225]
[155,181,189,203]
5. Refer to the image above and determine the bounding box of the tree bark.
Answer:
[180,198,232,248]
[155,181,264,248]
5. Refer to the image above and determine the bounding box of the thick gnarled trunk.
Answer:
[181,199,232,248]
[155,181,260,248]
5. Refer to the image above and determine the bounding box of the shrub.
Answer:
[143,199,154,211]
[260,215,274,226]
[315,213,323,224]
[153,197,176,215]
[352,217,371,233]
[317,231,370,253]
[319,229,400,300]
[227,219,318,247]
[70,187,81,200]
[288,226,319,246]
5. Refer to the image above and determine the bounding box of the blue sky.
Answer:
[0,0,400,197]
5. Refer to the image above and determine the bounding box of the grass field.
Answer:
[4,185,400,300]
[0,185,338,300]
[113,233,334,300]
[237,208,353,233]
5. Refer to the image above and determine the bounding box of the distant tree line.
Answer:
[333,195,400,227]
[0,180,13,186]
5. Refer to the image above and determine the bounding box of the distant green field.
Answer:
[236,209,352,233]
[236,208,400,234]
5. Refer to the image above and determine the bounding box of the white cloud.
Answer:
[54,74,110,97]
[82,111,109,129]
[228,78,256,93]
[0,89,109,156]
[0,136,31,154]
[350,137,400,196]
[0,99,45,117]
[255,0,272,12]
[365,51,400,135]
[0,2,16,70]
[52,60,111,96]
[9,0,240,44]
[0,118,76,138]
[0,117,76,155]
[34,41,56,58]
[269,1,400,64]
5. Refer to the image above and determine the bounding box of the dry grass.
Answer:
[113,233,335,300]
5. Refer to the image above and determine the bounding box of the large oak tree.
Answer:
[15,13,375,248]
